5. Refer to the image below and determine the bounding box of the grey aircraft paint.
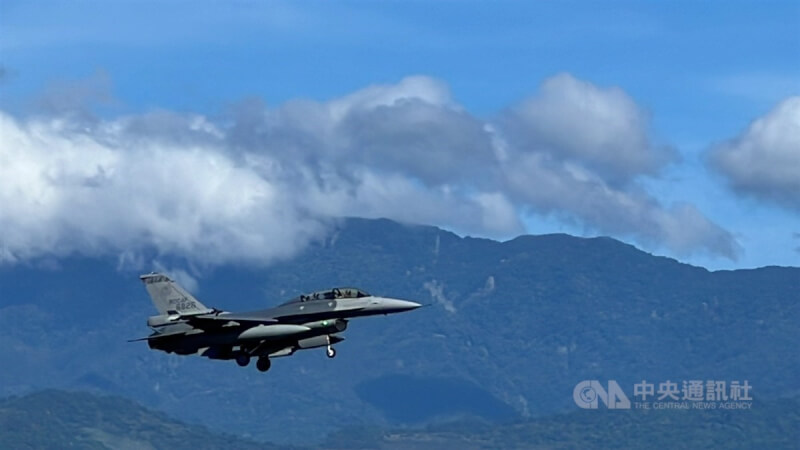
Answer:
[132,273,422,372]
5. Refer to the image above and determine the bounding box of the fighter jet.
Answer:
[131,273,421,372]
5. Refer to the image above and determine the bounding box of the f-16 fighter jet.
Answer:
[131,273,421,372]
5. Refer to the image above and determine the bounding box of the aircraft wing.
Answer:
[182,312,279,329]
[145,310,280,331]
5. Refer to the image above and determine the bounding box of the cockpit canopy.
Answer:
[281,287,370,305]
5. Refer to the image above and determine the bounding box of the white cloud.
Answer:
[497,75,736,259]
[500,151,738,259]
[710,96,800,209]
[0,74,739,265]
[0,112,327,265]
[504,73,677,183]
[329,76,455,120]
[0,75,520,265]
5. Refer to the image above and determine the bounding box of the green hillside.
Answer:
[2,390,795,449]
[325,397,800,449]
[1,218,798,443]
[0,390,276,450]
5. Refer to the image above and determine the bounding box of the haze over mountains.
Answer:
[1,218,797,444]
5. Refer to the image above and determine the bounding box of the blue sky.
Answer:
[1,1,798,270]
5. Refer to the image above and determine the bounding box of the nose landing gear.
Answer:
[326,335,337,358]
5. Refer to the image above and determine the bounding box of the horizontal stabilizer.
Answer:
[127,330,186,342]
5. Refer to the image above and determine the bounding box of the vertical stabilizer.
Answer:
[139,273,211,315]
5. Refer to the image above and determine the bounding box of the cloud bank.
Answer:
[710,96,800,210]
[0,74,740,266]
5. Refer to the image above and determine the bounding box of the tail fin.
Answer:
[139,273,211,315]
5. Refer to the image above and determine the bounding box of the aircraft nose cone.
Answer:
[371,298,422,314]
[390,299,422,311]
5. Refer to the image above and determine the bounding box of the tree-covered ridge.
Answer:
[0,390,278,450]
[2,389,795,449]
[1,218,798,443]
[324,396,800,449]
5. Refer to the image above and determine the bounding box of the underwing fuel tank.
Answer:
[237,324,310,340]
[301,319,348,334]
[297,334,345,349]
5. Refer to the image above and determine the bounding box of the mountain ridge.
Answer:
[1,217,797,443]
[0,389,278,449]
[3,388,796,449]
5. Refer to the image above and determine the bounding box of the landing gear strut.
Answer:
[256,357,271,372]
[235,354,250,367]
[326,335,336,358]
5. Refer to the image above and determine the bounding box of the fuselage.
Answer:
[146,293,421,358]
[228,295,423,323]
[135,274,422,371]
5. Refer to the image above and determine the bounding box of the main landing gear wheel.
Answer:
[256,357,271,372]
[235,354,251,367]
[326,346,336,358]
